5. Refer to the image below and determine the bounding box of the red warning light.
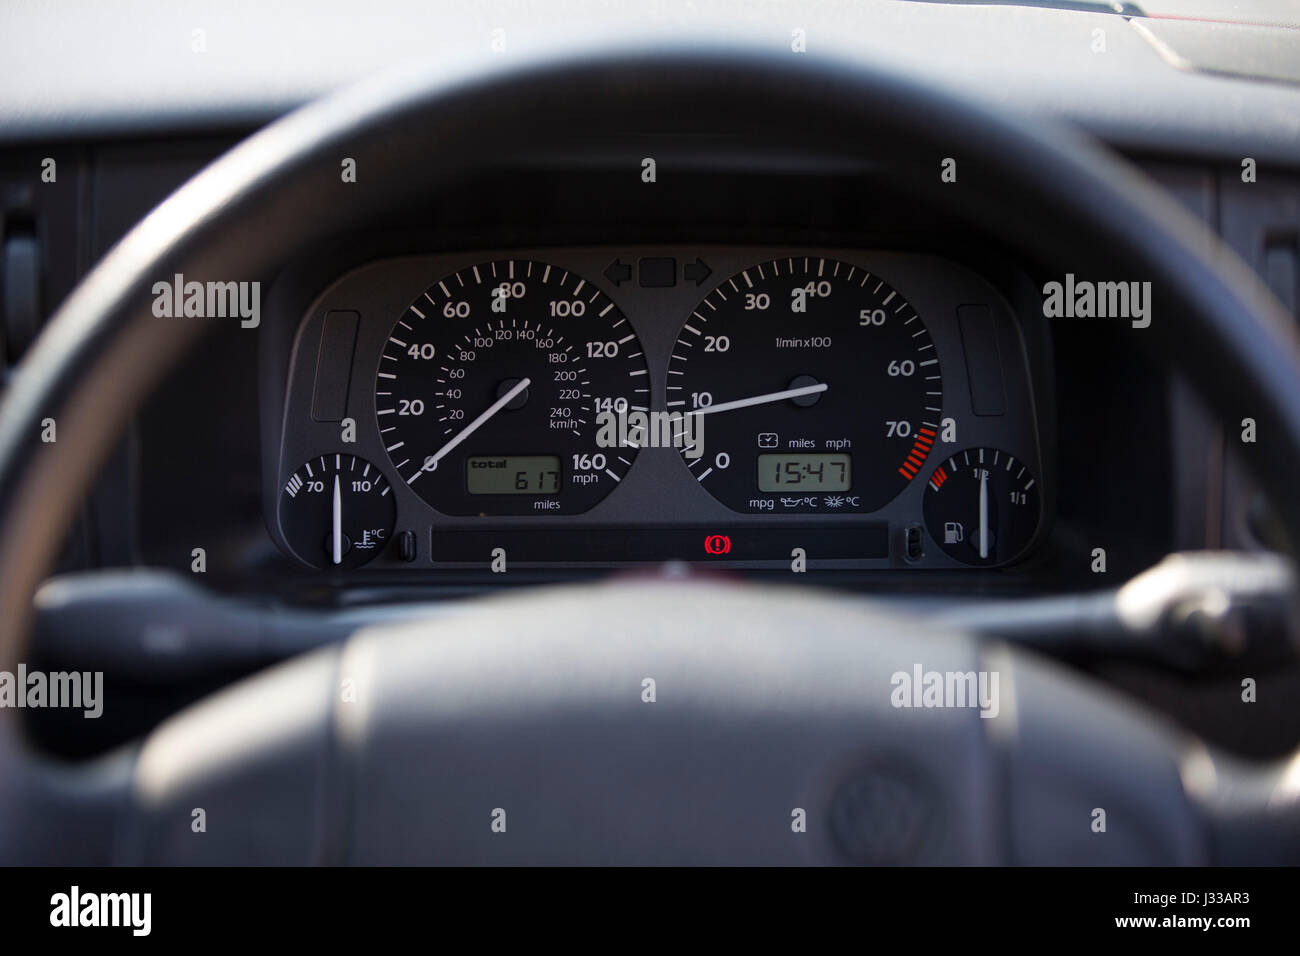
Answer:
[703,534,732,555]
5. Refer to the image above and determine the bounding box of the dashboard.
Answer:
[5,0,1300,874]
[266,247,1047,574]
[10,137,1202,601]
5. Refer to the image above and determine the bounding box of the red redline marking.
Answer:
[914,434,933,448]
[919,427,937,437]
[906,455,924,468]
[899,467,914,479]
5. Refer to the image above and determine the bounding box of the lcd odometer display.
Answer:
[757,453,851,492]
[467,456,561,495]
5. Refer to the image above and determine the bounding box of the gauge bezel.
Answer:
[922,446,1044,567]
[666,255,944,515]
[372,258,650,516]
[277,452,397,570]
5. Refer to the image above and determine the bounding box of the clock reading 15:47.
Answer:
[757,453,851,492]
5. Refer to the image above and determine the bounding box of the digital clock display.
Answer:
[467,456,561,495]
[757,453,851,492]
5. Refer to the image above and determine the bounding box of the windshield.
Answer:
[923,0,1300,26]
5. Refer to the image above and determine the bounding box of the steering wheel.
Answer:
[2,39,1299,864]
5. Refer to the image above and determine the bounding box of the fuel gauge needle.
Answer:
[332,474,343,566]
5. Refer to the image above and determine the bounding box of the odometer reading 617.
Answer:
[672,256,942,513]
[376,260,649,515]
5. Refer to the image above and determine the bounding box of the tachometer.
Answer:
[671,256,942,513]
[376,260,649,515]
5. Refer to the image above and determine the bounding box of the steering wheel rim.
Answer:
[1,37,1298,863]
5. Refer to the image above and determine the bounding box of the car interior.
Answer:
[1,0,1299,868]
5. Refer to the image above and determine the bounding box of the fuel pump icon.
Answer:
[944,522,964,545]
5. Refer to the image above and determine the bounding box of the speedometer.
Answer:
[376,260,648,515]
[671,256,942,513]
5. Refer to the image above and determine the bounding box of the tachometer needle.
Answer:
[978,468,989,560]
[685,382,827,417]
[418,376,532,476]
[332,474,343,566]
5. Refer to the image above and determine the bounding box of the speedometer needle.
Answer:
[418,376,532,475]
[685,382,827,416]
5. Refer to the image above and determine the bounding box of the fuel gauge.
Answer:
[279,454,396,569]
[923,447,1040,566]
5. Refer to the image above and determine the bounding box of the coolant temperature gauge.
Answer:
[279,454,396,569]
[923,447,1040,566]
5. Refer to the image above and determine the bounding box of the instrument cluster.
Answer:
[265,247,1048,573]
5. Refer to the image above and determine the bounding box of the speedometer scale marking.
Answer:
[376,260,648,515]
[671,256,942,513]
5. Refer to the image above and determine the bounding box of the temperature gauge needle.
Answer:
[978,469,989,560]
[416,376,532,478]
[332,474,343,566]
[685,382,828,417]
